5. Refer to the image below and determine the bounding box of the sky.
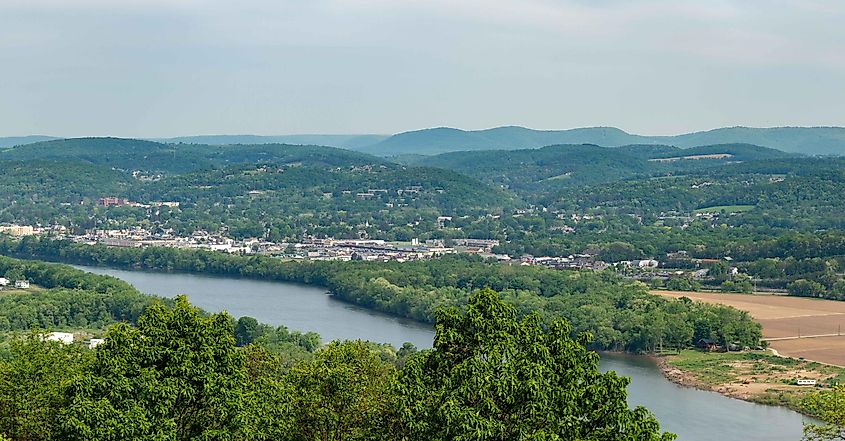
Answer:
[1,0,843,137]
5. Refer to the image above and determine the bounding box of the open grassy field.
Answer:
[0,285,44,296]
[654,290,845,366]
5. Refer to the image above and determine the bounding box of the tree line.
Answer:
[0,237,763,352]
[0,291,676,441]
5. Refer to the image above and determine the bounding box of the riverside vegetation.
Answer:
[0,254,676,441]
[3,139,845,299]
[1,237,762,353]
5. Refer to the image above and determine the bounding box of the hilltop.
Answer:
[154,134,389,150]
[406,143,794,196]
[358,126,845,156]
[0,135,62,148]
[0,137,387,173]
[5,126,844,156]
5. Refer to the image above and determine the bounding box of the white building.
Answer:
[14,280,30,289]
[0,278,8,287]
[44,332,74,345]
[634,259,659,268]
[88,338,105,349]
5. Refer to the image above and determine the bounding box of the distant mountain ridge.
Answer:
[0,135,61,148]
[359,126,845,156]
[152,134,389,150]
[3,126,844,155]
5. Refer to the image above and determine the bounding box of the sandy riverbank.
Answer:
[650,350,844,415]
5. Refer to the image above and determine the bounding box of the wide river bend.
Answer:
[75,264,814,441]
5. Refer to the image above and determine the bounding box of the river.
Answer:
[75,264,814,441]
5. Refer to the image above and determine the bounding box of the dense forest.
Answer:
[0,238,763,352]
[2,137,845,297]
[0,255,318,359]
[0,290,676,441]
[405,143,794,195]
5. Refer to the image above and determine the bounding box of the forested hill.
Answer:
[404,143,793,196]
[615,143,797,161]
[357,126,845,156]
[0,137,523,240]
[7,126,844,155]
[0,137,387,173]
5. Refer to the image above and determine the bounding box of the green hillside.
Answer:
[0,156,515,239]
[0,137,386,173]
[407,143,793,196]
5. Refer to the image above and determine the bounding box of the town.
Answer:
[1,222,747,289]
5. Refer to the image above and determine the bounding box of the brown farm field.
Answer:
[653,290,845,366]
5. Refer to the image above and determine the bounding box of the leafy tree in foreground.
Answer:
[61,296,246,441]
[395,288,676,441]
[0,336,88,441]
[286,340,397,441]
[803,386,845,441]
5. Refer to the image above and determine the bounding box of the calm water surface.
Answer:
[76,264,814,441]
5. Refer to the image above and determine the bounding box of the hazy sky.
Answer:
[1,0,843,137]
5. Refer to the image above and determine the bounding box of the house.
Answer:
[0,225,35,236]
[89,338,105,349]
[45,332,74,345]
[696,338,719,351]
[14,280,30,289]
[634,259,659,268]
[0,278,8,287]
[97,197,129,207]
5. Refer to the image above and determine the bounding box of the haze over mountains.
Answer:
[355,126,845,156]
[1,126,844,155]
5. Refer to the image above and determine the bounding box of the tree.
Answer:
[286,340,397,441]
[0,335,88,441]
[235,316,261,346]
[395,288,675,441]
[789,279,827,298]
[61,296,247,441]
[803,386,845,441]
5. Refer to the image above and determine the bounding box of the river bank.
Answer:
[69,263,813,440]
[653,349,845,416]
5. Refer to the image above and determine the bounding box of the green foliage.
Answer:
[287,340,397,440]
[1,238,763,353]
[0,255,154,332]
[409,143,791,196]
[0,288,677,441]
[789,279,828,298]
[396,289,675,440]
[666,276,701,292]
[62,296,246,441]
[0,336,89,441]
[803,386,845,441]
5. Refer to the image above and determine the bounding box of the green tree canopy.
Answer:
[803,386,845,441]
[61,296,246,441]
[395,288,675,441]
